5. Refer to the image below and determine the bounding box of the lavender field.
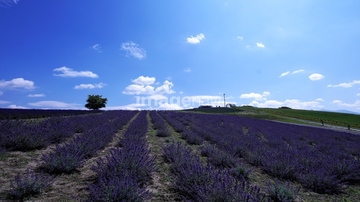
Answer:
[0,109,360,201]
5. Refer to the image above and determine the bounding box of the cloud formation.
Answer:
[309,73,324,81]
[236,36,244,41]
[0,78,35,89]
[0,0,19,7]
[256,42,265,48]
[28,94,45,97]
[53,66,98,78]
[8,104,26,109]
[187,33,205,44]
[123,76,175,95]
[0,100,10,104]
[74,82,106,89]
[240,91,270,101]
[28,101,80,109]
[332,100,360,110]
[184,68,191,73]
[121,41,146,60]
[92,44,102,53]
[327,80,360,88]
[248,98,324,109]
[279,69,305,78]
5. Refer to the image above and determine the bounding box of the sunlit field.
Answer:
[1,109,359,201]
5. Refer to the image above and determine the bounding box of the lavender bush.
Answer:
[267,181,300,202]
[7,169,52,201]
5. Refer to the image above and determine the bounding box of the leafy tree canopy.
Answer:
[85,94,107,110]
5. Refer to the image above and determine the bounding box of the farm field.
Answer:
[0,109,360,201]
[187,106,360,130]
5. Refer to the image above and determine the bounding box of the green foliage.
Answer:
[265,108,360,128]
[85,94,107,110]
[267,181,299,202]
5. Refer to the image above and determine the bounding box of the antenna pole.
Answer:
[223,93,225,107]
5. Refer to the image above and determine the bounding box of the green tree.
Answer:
[85,94,107,110]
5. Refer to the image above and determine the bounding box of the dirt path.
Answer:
[271,116,360,136]
[146,111,182,202]
[0,132,84,201]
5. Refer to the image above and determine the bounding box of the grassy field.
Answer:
[184,106,360,129]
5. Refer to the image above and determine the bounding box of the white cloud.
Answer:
[28,94,45,97]
[0,100,10,104]
[0,78,35,89]
[292,69,305,74]
[132,76,156,86]
[74,82,106,89]
[186,33,205,44]
[279,69,305,78]
[184,68,191,73]
[309,73,324,81]
[240,91,270,101]
[279,71,290,78]
[182,95,224,107]
[157,103,183,110]
[256,42,265,48]
[315,98,324,102]
[236,36,244,41]
[8,104,26,109]
[28,101,81,109]
[247,99,323,109]
[327,80,360,88]
[121,41,146,60]
[105,103,147,111]
[53,66,98,78]
[332,100,360,110]
[123,84,155,95]
[155,80,175,94]
[357,93,360,96]
[123,76,174,95]
[92,44,102,53]
[0,0,19,7]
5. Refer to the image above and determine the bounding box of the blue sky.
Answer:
[1,0,360,112]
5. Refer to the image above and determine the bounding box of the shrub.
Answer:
[230,165,252,181]
[92,147,156,186]
[181,130,204,145]
[267,181,299,202]
[1,124,49,151]
[156,128,171,137]
[39,144,85,174]
[262,151,298,180]
[7,169,52,201]
[88,176,150,202]
[297,167,344,194]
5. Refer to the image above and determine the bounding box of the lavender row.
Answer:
[149,111,171,137]
[38,111,137,174]
[158,112,204,145]
[160,111,360,194]
[88,111,156,201]
[163,142,268,202]
[0,117,77,152]
[0,110,133,153]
